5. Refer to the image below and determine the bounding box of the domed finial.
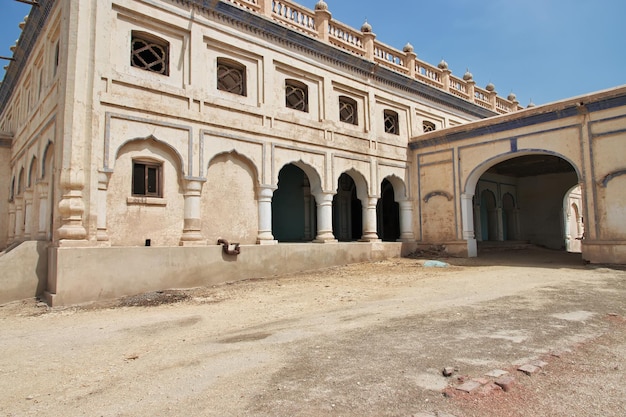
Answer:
[403,42,414,53]
[507,92,517,102]
[437,59,448,70]
[486,82,495,92]
[463,68,473,81]
[361,19,372,33]
[527,99,536,108]
[314,0,328,11]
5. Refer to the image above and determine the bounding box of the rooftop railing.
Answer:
[223,0,524,113]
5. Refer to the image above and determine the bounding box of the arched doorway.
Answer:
[377,179,400,241]
[333,173,362,241]
[272,164,317,242]
[466,153,581,255]
[564,185,584,253]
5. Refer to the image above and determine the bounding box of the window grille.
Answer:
[131,31,169,75]
[217,58,246,96]
[384,110,399,135]
[339,96,358,125]
[285,79,308,112]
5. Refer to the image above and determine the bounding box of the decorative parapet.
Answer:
[225,0,523,114]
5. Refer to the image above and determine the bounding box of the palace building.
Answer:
[1,0,625,305]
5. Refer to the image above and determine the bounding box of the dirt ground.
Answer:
[1,246,625,417]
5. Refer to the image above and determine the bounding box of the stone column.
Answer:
[180,178,206,245]
[36,180,49,240]
[23,190,34,239]
[461,193,477,257]
[257,185,277,245]
[314,192,337,243]
[398,200,415,241]
[95,171,112,242]
[360,197,380,242]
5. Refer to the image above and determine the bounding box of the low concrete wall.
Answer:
[0,241,48,305]
[583,241,626,264]
[46,241,413,306]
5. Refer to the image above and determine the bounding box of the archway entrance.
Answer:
[377,179,400,241]
[272,164,317,242]
[564,185,584,253]
[470,154,580,253]
[333,173,362,241]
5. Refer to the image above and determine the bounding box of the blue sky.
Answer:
[1,0,624,106]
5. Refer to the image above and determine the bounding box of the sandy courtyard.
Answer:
[1,247,625,416]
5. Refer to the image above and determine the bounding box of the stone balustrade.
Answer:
[222,0,524,113]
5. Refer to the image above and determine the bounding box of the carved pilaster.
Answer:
[96,170,112,242]
[36,180,49,240]
[56,168,87,241]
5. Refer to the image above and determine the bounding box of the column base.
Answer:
[257,239,278,245]
[179,239,208,247]
[313,238,338,244]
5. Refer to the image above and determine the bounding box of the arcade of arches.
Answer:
[272,164,401,243]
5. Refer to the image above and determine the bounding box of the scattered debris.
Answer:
[495,375,516,392]
[518,364,541,375]
[118,290,190,307]
[442,367,457,377]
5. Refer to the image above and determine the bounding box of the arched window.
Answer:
[28,157,37,188]
[339,96,358,125]
[217,58,246,96]
[384,110,399,135]
[131,31,169,75]
[9,177,15,202]
[285,79,308,112]
[17,168,24,195]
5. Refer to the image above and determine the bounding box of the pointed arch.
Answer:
[382,174,408,201]
[208,150,260,191]
[339,168,369,202]
[114,135,185,177]
[41,140,54,180]
[289,160,323,197]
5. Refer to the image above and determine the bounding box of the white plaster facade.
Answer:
[0,0,624,305]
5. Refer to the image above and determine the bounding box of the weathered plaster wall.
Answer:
[203,153,259,245]
[518,172,578,249]
[0,241,47,304]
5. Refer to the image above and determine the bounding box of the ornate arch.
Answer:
[113,135,185,177]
